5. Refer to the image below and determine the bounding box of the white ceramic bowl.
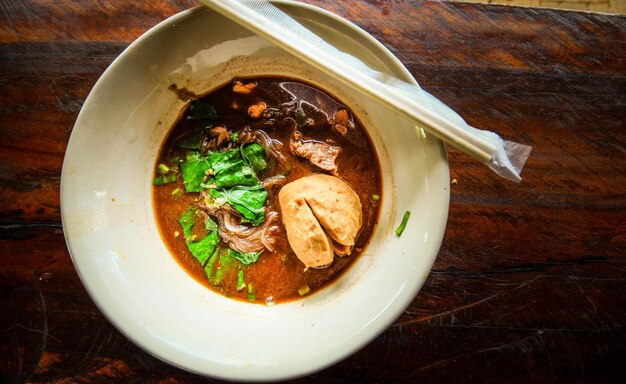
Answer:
[61,1,449,381]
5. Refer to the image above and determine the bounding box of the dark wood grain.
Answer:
[1,0,624,383]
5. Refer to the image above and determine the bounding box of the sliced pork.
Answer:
[289,131,340,174]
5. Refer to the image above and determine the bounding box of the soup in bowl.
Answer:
[154,77,382,304]
[61,2,449,381]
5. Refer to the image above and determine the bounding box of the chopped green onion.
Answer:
[395,211,411,237]
[153,173,177,186]
[230,131,240,142]
[416,126,427,141]
[372,194,380,201]
[297,285,311,296]
[247,283,256,301]
[157,163,170,175]
[237,269,246,292]
[171,188,181,198]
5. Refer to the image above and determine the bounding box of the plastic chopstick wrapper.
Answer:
[199,0,533,182]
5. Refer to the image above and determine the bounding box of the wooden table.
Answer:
[1,0,624,382]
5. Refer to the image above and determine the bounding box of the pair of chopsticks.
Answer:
[199,0,498,166]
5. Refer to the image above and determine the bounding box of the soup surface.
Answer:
[153,77,381,304]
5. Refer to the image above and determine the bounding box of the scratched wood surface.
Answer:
[1,0,625,382]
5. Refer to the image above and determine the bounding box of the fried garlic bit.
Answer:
[233,80,256,94]
[332,108,352,136]
[247,102,267,119]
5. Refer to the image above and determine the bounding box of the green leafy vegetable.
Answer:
[178,208,220,265]
[205,216,218,232]
[204,248,220,280]
[203,144,268,189]
[395,211,411,237]
[177,126,208,149]
[203,249,258,289]
[208,149,243,174]
[176,100,218,148]
[214,161,258,188]
[226,188,267,226]
[188,232,219,265]
[186,100,218,120]
[174,140,271,286]
[213,253,236,286]
[180,151,211,192]
[241,143,267,173]
[211,186,268,226]
[178,208,196,239]
[228,249,261,265]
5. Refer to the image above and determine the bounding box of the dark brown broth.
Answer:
[153,77,382,304]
